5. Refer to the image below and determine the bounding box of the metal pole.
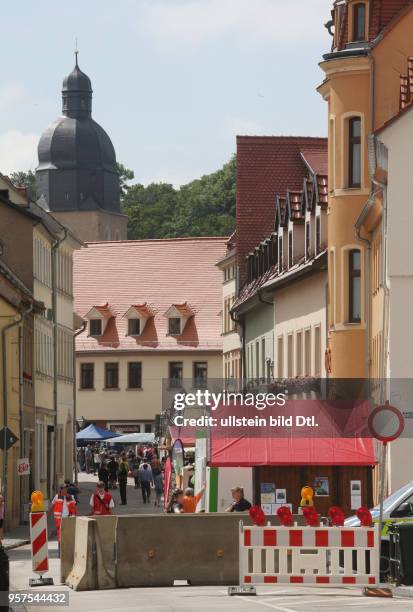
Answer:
[378,441,387,562]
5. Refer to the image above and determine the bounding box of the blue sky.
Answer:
[1,0,331,186]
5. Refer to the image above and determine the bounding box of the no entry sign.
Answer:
[368,403,405,443]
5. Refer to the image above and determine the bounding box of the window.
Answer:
[256,341,260,379]
[288,231,293,268]
[316,217,321,254]
[353,3,366,41]
[287,334,294,378]
[144,423,152,433]
[128,318,140,336]
[105,362,119,389]
[277,336,284,379]
[278,236,283,270]
[270,235,278,266]
[349,249,361,322]
[314,326,322,377]
[304,329,312,376]
[296,332,303,377]
[349,117,361,188]
[169,362,183,387]
[168,317,181,335]
[89,319,102,336]
[261,338,266,381]
[80,363,94,389]
[305,223,310,259]
[128,362,142,389]
[193,362,208,387]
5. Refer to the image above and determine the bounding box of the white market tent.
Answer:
[110,432,155,445]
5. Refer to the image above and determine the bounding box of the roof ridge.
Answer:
[85,236,230,245]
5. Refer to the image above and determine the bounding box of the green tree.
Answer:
[117,163,134,198]
[9,170,37,200]
[123,155,236,240]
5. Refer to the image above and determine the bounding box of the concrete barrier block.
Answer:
[60,517,76,583]
[94,516,117,589]
[66,518,97,591]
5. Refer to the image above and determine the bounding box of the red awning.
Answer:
[210,435,375,467]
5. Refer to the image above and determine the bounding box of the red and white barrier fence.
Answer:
[30,511,49,575]
[239,523,380,587]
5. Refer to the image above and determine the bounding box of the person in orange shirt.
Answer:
[182,483,205,513]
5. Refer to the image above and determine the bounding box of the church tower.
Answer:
[36,55,128,242]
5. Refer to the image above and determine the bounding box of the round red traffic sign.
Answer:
[368,404,405,443]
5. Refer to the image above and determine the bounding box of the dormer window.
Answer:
[168,317,181,336]
[164,303,194,336]
[90,319,102,336]
[128,318,140,336]
[85,303,113,337]
[353,3,366,42]
[123,303,154,337]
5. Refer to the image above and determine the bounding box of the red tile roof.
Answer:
[73,237,227,352]
[369,0,413,40]
[334,0,412,50]
[236,136,327,284]
[301,149,328,175]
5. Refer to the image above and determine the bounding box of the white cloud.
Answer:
[0,84,25,112]
[0,130,39,175]
[138,0,329,46]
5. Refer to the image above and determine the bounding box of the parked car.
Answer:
[345,481,413,576]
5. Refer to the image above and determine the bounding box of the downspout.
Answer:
[73,320,87,485]
[372,176,389,405]
[51,229,67,494]
[230,308,245,389]
[19,304,33,522]
[2,304,32,508]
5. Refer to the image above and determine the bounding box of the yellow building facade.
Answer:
[318,0,413,380]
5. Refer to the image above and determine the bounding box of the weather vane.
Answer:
[75,37,79,65]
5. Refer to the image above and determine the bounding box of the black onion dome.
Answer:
[37,117,117,172]
[62,63,92,93]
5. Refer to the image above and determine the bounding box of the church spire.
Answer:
[62,52,92,120]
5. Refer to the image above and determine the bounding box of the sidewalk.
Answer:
[3,471,162,549]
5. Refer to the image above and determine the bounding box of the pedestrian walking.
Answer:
[85,445,93,473]
[107,455,118,489]
[130,455,140,489]
[139,460,153,504]
[166,488,184,513]
[118,454,129,505]
[151,458,163,506]
[64,479,80,504]
[93,448,102,474]
[98,462,110,491]
[90,481,114,515]
[48,484,77,551]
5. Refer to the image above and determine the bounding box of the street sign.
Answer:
[0,426,19,450]
[368,404,405,443]
[17,458,31,476]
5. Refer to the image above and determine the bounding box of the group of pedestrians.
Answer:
[86,445,165,508]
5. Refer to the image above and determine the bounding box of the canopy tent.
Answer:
[209,435,375,467]
[110,432,155,445]
[76,424,121,446]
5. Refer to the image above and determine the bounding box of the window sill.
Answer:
[103,387,120,391]
[78,387,96,391]
[126,387,143,391]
